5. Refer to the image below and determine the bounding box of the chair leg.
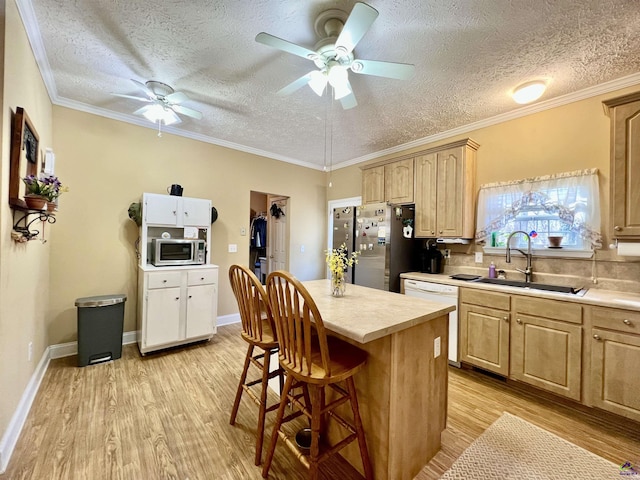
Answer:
[345,376,374,480]
[308,384,322,480]
[230,343,254,425]
[262,373,295,479]
[254,347,272,466]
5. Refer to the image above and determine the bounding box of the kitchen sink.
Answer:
[473,277,585,295]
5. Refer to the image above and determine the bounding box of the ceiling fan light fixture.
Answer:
[328,63,348,88]
[512,81,547,104]
[308,70,328,96]
[141,104,180,126]
[333,81,352,100]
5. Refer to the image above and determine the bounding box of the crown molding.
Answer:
[332,72,640,170]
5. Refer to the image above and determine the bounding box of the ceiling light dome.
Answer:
[512,81,547,104]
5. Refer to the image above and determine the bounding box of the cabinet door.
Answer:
[436,147,465,237]
[384,159,414,204]
[145,194,179,225]
[609,99,640,237]
[185,284,216,338]
[145,287,182,347]
[182,197,211,227]
[459,303,510,376]
[591,328,640,422]
[362,166,385,204]
[414,153,437,237]
[511,314,582,400]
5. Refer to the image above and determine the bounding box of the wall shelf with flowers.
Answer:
[11,173,68,242]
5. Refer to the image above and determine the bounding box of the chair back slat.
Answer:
[229,265,273,343]
[266,271,331,377]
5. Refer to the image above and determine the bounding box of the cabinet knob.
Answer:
[163,280,167,283]
[614,225,622,231]
[175,297,179,300]
[188,295,192,299]
[503,316,509,322]
[173,210,177,215]
[439,230,443,234]
[185,211,189,216]
[201,277,205,280]
[431,231,434,234]
[516,318,522,324]
[623,319,631,325]
[593,334,601,340]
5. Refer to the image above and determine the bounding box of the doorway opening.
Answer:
[250,191,290,283]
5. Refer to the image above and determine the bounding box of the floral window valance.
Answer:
[475,168,602,249]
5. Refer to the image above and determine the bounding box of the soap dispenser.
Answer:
[488,262,496,279]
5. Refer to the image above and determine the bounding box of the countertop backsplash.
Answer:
[440,248,640,294]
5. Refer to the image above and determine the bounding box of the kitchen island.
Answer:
[302,280,453,480]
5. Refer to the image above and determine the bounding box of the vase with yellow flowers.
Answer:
[325,243,360,297]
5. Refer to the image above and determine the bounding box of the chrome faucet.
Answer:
[506,230,533,283]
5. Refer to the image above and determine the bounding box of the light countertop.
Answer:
[303,279,454,344]
[139,263,219,272]
[400,272,640,310]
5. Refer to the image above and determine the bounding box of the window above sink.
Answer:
[475,169,602,259]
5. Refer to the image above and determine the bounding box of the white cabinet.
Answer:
[144,193,211,227]
[137,266,218,354]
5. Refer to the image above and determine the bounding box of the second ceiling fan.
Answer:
[256,2,415,110]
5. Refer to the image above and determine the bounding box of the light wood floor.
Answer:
[2,323,639,480]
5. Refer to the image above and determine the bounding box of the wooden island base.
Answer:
[327,315,449,480]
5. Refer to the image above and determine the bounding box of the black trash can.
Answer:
[75,294,126,367]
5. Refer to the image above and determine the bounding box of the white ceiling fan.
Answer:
[112,79,203,134]
[256,2,415,110]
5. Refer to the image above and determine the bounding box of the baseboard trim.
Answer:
[0,345,50,474]
[217,313,240,327]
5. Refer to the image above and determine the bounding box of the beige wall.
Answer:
[48,107,326,345]
[329,85,640,251]
[1,0,53,446]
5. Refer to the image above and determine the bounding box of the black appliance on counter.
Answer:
[420,240,444,274]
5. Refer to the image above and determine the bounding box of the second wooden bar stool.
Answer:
[261,270,373,480]
[228,264,285,466]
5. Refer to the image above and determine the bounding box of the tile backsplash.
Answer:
[442,247,640,294]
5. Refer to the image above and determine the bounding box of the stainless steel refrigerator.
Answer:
[332,206,357,283]
[353,203,416,293]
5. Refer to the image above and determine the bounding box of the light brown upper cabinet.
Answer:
[414,139,479,238]
[361,165,385,204]
[603,92,640,238]
[384,158,414,204]
[362,159,414,205]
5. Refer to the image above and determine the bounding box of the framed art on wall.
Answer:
[9,107,39,208]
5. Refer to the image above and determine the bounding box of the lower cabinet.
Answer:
[460,288,511,376]
[511,297,582,401]
[589,306,640,422]
[138,266,218,354]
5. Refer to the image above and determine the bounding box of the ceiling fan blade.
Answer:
[172,104,203,120]
[335,2,379,55]
[111,93,153,102]
[130,79,156,98]
[165,91,189,104]
[351,59,415,80]
[339,82,358,110]
[277,73,314,96]
[255,32,317,60]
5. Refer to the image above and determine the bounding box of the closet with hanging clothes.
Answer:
[250,191,269,283]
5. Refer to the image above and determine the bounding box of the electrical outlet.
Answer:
[434,337,441,358]
[228,244,238,253]
[475,252,483,263]
[300,244,305,253]
[28,342,33,362]
[240,227,246,236]
[443,249,451,259]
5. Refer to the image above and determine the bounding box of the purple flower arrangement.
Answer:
[22,174,68,201]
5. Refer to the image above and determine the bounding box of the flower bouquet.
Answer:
[22,174,68,210]
[325,243,360,297]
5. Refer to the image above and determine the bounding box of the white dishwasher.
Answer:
[404,279,459,366]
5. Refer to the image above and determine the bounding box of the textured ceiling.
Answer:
[19,0,640,170]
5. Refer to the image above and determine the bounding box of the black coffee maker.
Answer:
[421,240,443,274]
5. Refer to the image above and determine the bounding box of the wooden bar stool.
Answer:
[228,265,285,466]
[261,270,373,480]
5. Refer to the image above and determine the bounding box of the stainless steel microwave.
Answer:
[150,238,206,266]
